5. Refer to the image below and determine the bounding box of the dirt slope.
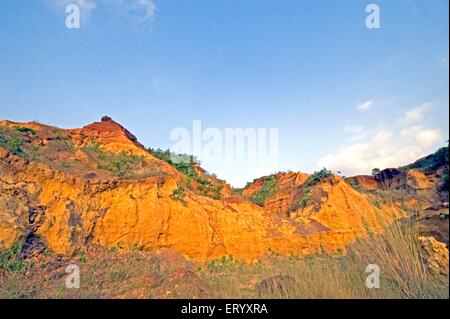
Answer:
[0,117,443,262]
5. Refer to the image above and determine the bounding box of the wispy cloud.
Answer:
[45,0,157,25]
[398,102,433,125]
[317,128,442,175]
[344,126,369,142]
[134,0,157,23]
[318,102,443,175]
[400,126,442,147]
[107,0,157,25]
[356,100,374,111]
[437,57,449,70]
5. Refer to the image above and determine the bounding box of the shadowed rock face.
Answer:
[0,118,447,262]
[419,236,449,282]
[346,175,379,190]
[344,163,449,246]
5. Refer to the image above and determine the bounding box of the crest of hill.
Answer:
[1,117,447,262]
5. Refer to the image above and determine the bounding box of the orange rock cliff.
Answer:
[0,117,448,262]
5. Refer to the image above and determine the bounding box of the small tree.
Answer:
[371,168,381,177]
[170,186,185,201]
[6,136,24,155]
[304,168,332,188]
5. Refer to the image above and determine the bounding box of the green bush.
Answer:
[147,148,170,161]
[5,136,25,156]
[205,255,238,273]
[148,148,203,180]
[83,140,106,160]
[196,177,211,185]
[108,154,134,177]
[250,175,277,206]
[148,148,198,167]
[400,146,448,174]
[16,127,36,135]
[212,185,223,200]
[347,179,363,193]
[97,152,141,178]
[298,188,312,209]
[304,168,332,187]
[171,186,185,201]
[0,242,24,273]
[174,161,198,179]
[372,168,381,177]
[78,250,86,265]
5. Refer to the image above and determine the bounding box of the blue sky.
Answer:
[0,0,448,186]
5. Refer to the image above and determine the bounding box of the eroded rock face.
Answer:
[0,118,441,262]
[407,170,433,191]
[346,175,379,190]
[244,172,310,215]
[419,236,449,281]
[1,158,387,260]
[71,117,144,150]
[342,163,449,247]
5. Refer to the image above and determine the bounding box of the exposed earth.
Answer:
[0,117,448,298]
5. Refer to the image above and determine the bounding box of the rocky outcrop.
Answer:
[242,172,309,214]
[419,236,449,282]
[0,118,445,262]
[346,175,379,190]
[70,117,145,152]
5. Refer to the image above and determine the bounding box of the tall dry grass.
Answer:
[199,218,448,298]
[200,182,449,299]
[1,183,447,299]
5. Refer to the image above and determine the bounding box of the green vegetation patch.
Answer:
[0,242,24,273]
[16,127,36,135]
[170,186,185,201]
[298,188,312,209]
[400,146,448,174]
[98,152,142,178]
[204,255,238,273]
[304,168,332,188]
[249,175,278,206]
[83,139,146,179]
[148,148,224,200]
[347,179,363,193]
[0,126,34,160]
[0,125,77,164]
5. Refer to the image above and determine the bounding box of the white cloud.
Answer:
[356,100,374,111]
[318,106,444,176]
[344,126,370,142]
[400,125,441,146]
[344,126,369,142]
[415,128,442,146]
[399,102,433,125]
[134,0,157,22]
[344,126,365,134]
[317,131,440,176]
[45,0,157,25]
[109,0,157,25]
[372,130,392,144]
